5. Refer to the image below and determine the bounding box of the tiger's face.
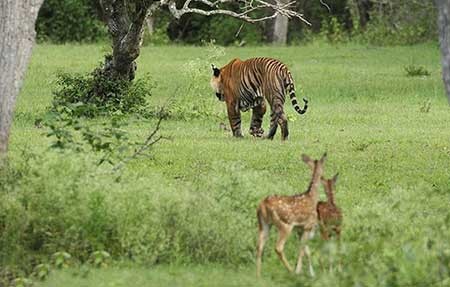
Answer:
[210,64,225,101]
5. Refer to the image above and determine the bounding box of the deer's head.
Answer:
[301,153,327,176]
[321,173,339,200]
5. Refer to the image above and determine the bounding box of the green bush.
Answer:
[0,154,266,271]
[51,60,153,118]
[36,0,107,43]
[350,1,436,45]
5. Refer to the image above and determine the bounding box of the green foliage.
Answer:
[205,17,263,46]
[36,0,107,43]
[89,251,111,268]
[52,252,72,269]
[351,1,436,46]
[319,17,349,44]
[404,65,431,77]
[13,277,33,287]
[33,264,51,281]
[142,26,171,46]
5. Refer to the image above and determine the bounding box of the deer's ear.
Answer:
[332,173,339,185]
[319,152,327,163]
[320,176,327,185]
[301,154,314,169]
[211,64,220,77]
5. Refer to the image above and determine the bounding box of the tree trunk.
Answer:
[97,1,152,81]
[356,0,372,29]
[436,0,450,105]
[0,0,43,158]
[147,15,155,35]
[266,0,289,44]
[272,13,289,44]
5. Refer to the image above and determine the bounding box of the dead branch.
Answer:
[111,109,167,172]
[156,0,311,25]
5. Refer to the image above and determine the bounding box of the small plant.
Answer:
[33,264,51,281]
[419,99,432,113]
[52,251,72,268]
[13,277,33,287]
[404,65,430,77]
[90,251,111,268]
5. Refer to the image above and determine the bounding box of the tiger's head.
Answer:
[210,64,225,102]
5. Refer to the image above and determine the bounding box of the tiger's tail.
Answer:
[286,73,308,115]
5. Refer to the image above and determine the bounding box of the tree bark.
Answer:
[272,12,289,44]
[147,15,155,35]
[0,0,43,157]
[356,0,372,29]
[436,0,450,105]
[267,0,290,44]
[97,0,152,81]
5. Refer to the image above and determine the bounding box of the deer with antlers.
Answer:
[318,174,342,240]
[256,153,327,277]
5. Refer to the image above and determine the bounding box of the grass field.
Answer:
[2,42,450,286]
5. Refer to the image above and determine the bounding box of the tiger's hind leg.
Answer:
[278,112,289,140]
[267,100,288,140]
[266,110,278,140]
[250,101,266,138]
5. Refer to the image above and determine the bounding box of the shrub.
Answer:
[404,65,431,77]
[319,16,349,44]
[51,58,153,118]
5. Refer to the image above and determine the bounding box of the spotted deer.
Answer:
[256,153,327,277]
[318,174,342,240]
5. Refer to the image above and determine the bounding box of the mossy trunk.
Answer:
[96,0,152,81]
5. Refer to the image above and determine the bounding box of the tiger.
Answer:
[210,57,308,140]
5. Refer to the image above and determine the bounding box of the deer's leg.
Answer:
[335,226,342,272]
[250,101,266,137]
[320,222,329,240]
[256,218,270,277]
[304,245,315,277]
[226,101,242,137]
[295,229,314,276]
[274,224,294,273]
[334,226,341,240]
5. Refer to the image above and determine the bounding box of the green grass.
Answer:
[3,42,450,287]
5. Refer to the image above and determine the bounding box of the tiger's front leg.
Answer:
[226,101,243,138]
[249,101,266,138]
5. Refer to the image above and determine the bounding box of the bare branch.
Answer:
[158,0,311,25]
[320,0,331,13]
[111,111,167,172]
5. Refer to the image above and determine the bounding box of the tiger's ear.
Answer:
[211,64,220,77]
